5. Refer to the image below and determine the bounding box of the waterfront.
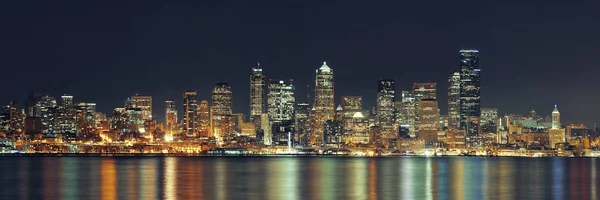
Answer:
[1,157,598,200]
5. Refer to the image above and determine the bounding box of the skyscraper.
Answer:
[131,95,152,121]
[459,49,481,137]
[377,79,396,138]
[267,79,296,145]
[197,100,210,137]
[295,102,311,146]
[314,62,334,145]
[164,100,177,138]
[57,95,76,135]
[549,105,565,148]
[448,71,461,128]
[267,80,295,122]
[417,99,440,144]
[183,91,198,137]
[39,95,57,135]
[250,63,265,127]
[212,83,233,140]
[400,91,417,137]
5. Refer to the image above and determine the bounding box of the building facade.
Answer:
[314,62,334,145]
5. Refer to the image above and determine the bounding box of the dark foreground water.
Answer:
[0,156,599,200]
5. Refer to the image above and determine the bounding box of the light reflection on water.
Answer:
[0,157,599,200]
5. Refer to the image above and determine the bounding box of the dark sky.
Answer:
[2,1,600,127]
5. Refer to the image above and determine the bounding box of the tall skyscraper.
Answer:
[459,49,481,137]
[400,91,417,137]
[57,95,76,135]
[295,102,311,146]
[165,100,177,138]
[267,79,295,145]
[417,99,440,144]
[131,95,152,120]
[549,105,565,148]
[39,95,57,135]
[197,100,210,137]
[75,102,96,134]
[377,79,396,138]
[27,92,42,118]
[250,63,265,127]
[268,80,295,122]
[448,71,461,128]
[212,83,233,140]
[314,62,334,145]
[183,91,198,137]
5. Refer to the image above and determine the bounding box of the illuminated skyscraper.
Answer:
[377,79,396,138]
[27,93,42,118]
[400,91,417,137]
[341,96,362,139]
[549,105,565,148]
[448,71,461,128]
[268,80,295,122]
[131,95,152,120]
[183,91,198,137]
[39,95,57,135]
[417,99,440,144]
[459,49,481,137]
[250,63,265,127]
[295,102,311,146]
[314,62,334,145]
[75,102,96,134]
[57,95,76,135]
[164,100,177,137]
[267,79,296,145]
[212,83,233,140]
[197,100,210,137]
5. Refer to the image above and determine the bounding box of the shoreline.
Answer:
[0,153,596,158]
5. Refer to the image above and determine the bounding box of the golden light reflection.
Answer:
[101,158,116,200]
[164,157,177,200]
[451,159,463,200]
[268,158,298,200]
[425,158,432,200]
[368,159,377,200]
[401,158,415,200]
[319,158,336,200]
[140,160,158,200]
[216,159,227,199]
[352,159,367,199]
[126,161,139,200]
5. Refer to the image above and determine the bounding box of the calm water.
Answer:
[0,156,599,200]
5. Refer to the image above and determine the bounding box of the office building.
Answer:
[459,49,481,137]
[183,91,198,137]
[314,62,335,145]
[448,71,461,128]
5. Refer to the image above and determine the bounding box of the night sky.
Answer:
[2,1,600,126]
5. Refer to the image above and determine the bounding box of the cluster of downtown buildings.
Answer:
[0,49,598,154]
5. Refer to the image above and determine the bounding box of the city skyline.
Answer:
[2,1,600,127]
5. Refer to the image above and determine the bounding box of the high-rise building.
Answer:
[165,100,177,137]
[250,63,265,127]
[267,79,295,145]
[75,102,96,134]
[417,99,440,144]
[341,96,362,138]
[377,79,396,138]
[57,95,76,135]
[9,101,24,135]
[459,49,481,137]
[39,95,57,135]
[314,62,334,145]
[268,80,295,122]
[197,100,210,137]
[549,105,565,148]
[183,91,198,137]
[295,102,311,146]
[400,91,417,137]
[448,71,461,128]
[212,83,233,140]
[413,82,437,101]
[131,95,152,121]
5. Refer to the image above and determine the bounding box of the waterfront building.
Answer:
[377,79,396,139]
[131,95,152,121]
[164,100,177,138]
[448,71,461,128]
[417,99,440,144]
[250,63,265,128]
[197,100,211,137]
[212,83,233,140]
[314,62,335,145]
[549,105,565,148]
[459,49,481,138]
[183,91,198,137]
